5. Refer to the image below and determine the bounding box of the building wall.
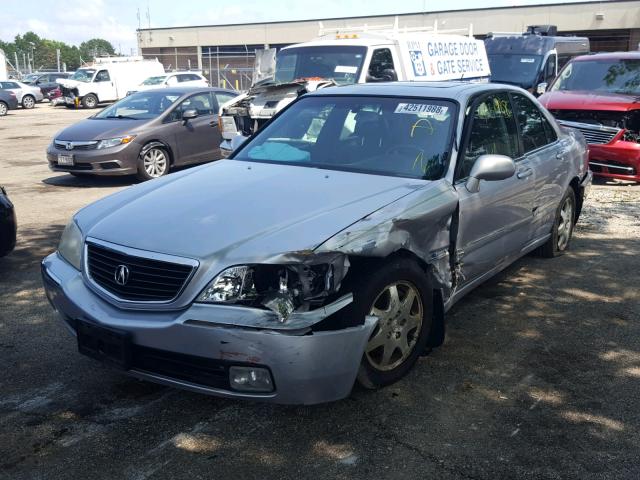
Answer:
[138,1,640,50]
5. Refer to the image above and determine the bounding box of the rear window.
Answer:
[234,95,456,180]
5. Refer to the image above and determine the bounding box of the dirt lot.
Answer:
[1,104,639,480]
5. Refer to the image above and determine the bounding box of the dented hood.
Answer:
[77,160,426,262]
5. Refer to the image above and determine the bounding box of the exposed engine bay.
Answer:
[550,109,640,142]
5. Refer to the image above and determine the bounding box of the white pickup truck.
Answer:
[57,57,165,108]
[219,21,490,156]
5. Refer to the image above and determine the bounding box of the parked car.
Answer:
[0,90,19,116]
[127,72,209,95]
[0,80,44,109]
[42,82,591,405]
[540,52,640,183]
[22,72,72,97]
[0,186,17,257]
[485,25,589,96]
[46,87,239,180]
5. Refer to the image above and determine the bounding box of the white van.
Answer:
[57,57,165,108]
[219,20,490,155]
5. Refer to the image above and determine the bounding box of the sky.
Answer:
[1,0,604,54]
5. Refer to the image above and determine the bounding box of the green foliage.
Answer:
[1,32,117,72]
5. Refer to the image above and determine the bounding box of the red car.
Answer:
[539,52,640,182]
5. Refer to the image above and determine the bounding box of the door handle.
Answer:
[517,168,533,179]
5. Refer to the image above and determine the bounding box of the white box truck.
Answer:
[57,56,165,108]
[219,20,490,155]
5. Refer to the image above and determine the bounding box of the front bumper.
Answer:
[46,143,139,176]
[588,140,640,182]
[42,252,376,405]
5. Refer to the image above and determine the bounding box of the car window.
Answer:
[368,48,396,81]
[215,92,237,106]
[94,91,181,120]
[95,70,110,82]
[167,92,214,121]
[460,92,519,179]
[511,93,553,153]
[234,95,456,180]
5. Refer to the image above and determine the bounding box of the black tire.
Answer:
[82,94,98,109]
[137,146,170,181]
[352,258,433,389]
[0,101,7,116]
[538,187,577,258]
[22,95,35,109]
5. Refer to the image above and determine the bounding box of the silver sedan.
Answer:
[42,82,591,404]
[0,80,44,109]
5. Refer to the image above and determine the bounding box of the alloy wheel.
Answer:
[143,149,168,178]
[557,196,574,251]
[365,281,423,372]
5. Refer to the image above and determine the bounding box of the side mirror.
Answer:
[536,82,548,96]
[466,154,516,193]
[182,109,198,122]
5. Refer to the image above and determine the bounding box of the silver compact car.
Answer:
[42,82,592,405]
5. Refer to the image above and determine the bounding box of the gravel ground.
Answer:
[1,104,639,480]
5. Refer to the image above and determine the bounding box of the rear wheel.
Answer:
[82,94,98,109]
[353,258,433,389]
[22,95,35,109]
[538,188,576,258]
[137,146,169,181]
[0,102,7,116]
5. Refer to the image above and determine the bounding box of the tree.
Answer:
[79,39,116,61]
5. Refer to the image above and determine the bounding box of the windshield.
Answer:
[233,96,456,180]
[93,91,181,120]
[142,76,167,85]
[488,54,542,88]
[551,59,640,94]
[70,69,96,83]
[274,46,366,85]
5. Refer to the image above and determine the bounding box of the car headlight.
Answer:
[196,262,342,322]
[96,135,136,149]
[58,220,83,270]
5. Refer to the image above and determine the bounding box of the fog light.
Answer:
[229,366,274,392]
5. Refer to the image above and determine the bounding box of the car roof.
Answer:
[308,81,523,100]
[572,51,640,61]
[143,86,237,95]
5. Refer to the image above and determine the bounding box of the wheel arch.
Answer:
[139,140,175,165]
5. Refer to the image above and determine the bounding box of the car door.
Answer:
[454,91,536,286]
[510,92,567,243]
[93,69,117,102]
[167,92,219,164]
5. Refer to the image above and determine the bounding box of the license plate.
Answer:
[57,154,74,166]
[76,320,132,370]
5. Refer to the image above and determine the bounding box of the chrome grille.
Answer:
[86,242,195,302]
[557,120,621,145]
[54,139,98,151]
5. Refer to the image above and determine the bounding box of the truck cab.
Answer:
[485,25,589,96]
[219,21,490,156]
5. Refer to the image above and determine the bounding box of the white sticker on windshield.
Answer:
[394,103,449,116]
[334,65,358,74]
[520,58,536,63]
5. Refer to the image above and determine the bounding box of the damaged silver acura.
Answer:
[42,82,591,404]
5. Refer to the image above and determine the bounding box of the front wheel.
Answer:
[353,258,433,389]
[137,146,169,181]
[82,94,98,109]
[538,188,576,258]
[22,95,35,109]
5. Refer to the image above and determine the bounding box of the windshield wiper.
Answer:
[104,115,139,120]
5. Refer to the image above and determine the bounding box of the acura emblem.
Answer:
[65,142,73,151]
[114,265,130,286]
